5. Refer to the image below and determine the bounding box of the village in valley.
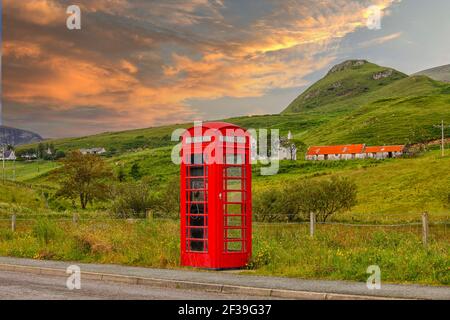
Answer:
[249,130,406,162]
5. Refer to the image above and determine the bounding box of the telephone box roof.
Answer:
[186,122,243,130]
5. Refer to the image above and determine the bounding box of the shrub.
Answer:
[253,176,357,222]
[110,181,154,218]
[287,176,357,222]
[54,150,66,160]
[253,188,297,222]
[153,176,180,219]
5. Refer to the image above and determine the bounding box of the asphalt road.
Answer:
[0,270,278,300]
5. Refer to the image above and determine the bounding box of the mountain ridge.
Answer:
[0,126,43,146]
[282,59,408,114]
[414,64,450,83]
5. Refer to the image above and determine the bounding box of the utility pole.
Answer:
[2,145,4,183]
[1,130,5,184]
[433,120,450,157]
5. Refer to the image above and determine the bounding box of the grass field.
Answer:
[0,218,447,285]
[0,181,48,215]
[1,161,58,182]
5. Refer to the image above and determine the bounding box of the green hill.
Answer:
[282,60,407,114]
[300,75,450,145]
[415,64,450,83]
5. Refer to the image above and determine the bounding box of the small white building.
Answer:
[251,131,297,161]
[275,131,297,161]
[22,153,38,160]
[80,147,107,155]
[277,143,297,161]
[0,150,17,161]
[365,146,405,159]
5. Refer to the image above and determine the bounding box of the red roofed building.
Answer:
[306,144,366,161]
[306,144,405,161]
[365,145,405,159]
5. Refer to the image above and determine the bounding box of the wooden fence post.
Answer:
[422,212,429,247]
[11,214,16,232]
[310,212,315,238]
[72,213,79,224]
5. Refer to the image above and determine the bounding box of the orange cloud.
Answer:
[4,0,65,25]
[3,0,401,135]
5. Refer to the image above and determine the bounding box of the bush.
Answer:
[292,176,358,222]
[110,181,154,218]
[253,176,357,222]
[253,188,297,222]
[55,150,66,160]
[153,176,180,219]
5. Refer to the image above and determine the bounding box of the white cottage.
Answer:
[251,132,297,161]
[364,145,405,159]
[80,147,107,155]
[306,144,366,161]
[0,150,17,161]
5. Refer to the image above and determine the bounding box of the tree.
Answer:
[56,151,112,209]
[36,143,46,159]
[288,176,357,222]
[130,163,142,180]
[54,150,66,160]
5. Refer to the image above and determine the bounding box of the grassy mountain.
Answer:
[415,64,450,83]
[18,60,450,153]
[282,60,407,114]
[300,75,450,145]
[0,126,43,146]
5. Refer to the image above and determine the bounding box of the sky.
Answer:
[2,0,450,138]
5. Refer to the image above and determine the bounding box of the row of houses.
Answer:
[306,144,405,161]
[79,147,107,155]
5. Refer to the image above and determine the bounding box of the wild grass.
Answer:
[250,223,449,285]
[0,219,447,285]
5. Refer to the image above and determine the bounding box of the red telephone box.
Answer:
[180,122,252,269]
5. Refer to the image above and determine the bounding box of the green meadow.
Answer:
[2,60,449,285]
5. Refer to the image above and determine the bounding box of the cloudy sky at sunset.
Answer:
[3,0,450,138]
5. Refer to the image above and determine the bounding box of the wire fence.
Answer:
[1,212,448,245]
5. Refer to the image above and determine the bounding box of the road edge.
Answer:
[0,263,408,300]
